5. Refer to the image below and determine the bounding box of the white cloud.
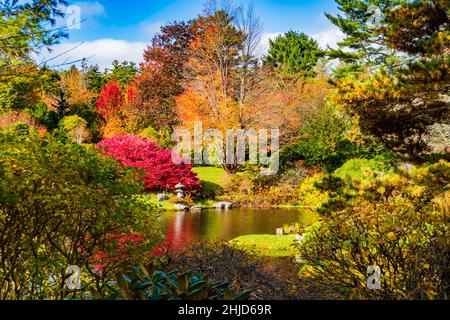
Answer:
[38,39,147,70]
[139,21,163,38]
[73,1,107,17]
[257,32,282,57]
[37,28,346,71]
[311,28,345,49]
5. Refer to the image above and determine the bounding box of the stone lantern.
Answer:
[175,183,185,199]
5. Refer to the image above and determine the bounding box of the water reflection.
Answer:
[159,208,319,248]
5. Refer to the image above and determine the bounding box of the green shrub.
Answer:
[297,173,329,209]
[281,105,352,172]
[60,114,88,130]
[283,222,303,235]
[333,158,393,182]
[9,122,31,134]
[0,131,162,300]
[296,160,450,300]
[315,158,396,216]
[281,105,398,172]
[0,76,41,112]
[27,102,59,130]
[219,168,309,207]
[59,115,91,144]
[69,103,103,142]
[140,126,174,148]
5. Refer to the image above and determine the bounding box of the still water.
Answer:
[159,208,319,247]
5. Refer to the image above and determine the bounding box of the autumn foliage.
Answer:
[102,115,125,139]
[91,233,147,274]
[130,21,194,130]
[96,79,123,121]
[97,135,201,192]
[60,67,97,107]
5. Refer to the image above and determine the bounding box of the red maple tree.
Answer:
[96,78,123,121]
[97,135,201,192]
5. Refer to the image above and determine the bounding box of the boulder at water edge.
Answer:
[174,204,189,211]
[157,194,169,201]
[213,202,233,210]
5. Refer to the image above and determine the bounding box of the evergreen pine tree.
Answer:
[329,0,450,155]
[54,89,69,120]
[264,31,324,77]
[325,0,404,77]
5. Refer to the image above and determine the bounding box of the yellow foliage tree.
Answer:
[102,116,125,139]
[60,67,97,107]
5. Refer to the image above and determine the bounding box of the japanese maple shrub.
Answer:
[97,134,201,192]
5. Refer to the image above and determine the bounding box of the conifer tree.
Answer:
[329,0,449,155]
[325,0,404,77]
[264,31,324,77]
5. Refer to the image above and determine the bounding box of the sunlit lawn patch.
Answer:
[193,166,228,193]
[230,235,297,257]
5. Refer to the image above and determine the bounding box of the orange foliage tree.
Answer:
[60,67,97,107]
[245,70,330,145]
[177,10,247,132]
[176,5,330,171]
[175,9,248,172]
[131,21,194,131]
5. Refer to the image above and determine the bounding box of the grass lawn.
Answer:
[144,194,176,211]
[230,235,297,257]
[137,167,228,211]
[140,193,217,211]
[192,166,228,193]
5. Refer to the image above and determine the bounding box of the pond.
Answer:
[159,208,319,248]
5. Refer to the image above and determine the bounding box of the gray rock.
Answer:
[213,202,225,210]
[412,98,425,107]
[213,202,233,210]
[191,206,203,212]
[157,194,169,202]
[174,204,189,211]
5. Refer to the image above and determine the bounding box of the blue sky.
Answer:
[44,0,344,69]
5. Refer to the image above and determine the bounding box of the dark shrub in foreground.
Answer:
[0,130,162,300]
[165,240,318,300]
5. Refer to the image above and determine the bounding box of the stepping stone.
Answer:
[174,204,189,211]
[157,194,169,201]
[213,202,233,210]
